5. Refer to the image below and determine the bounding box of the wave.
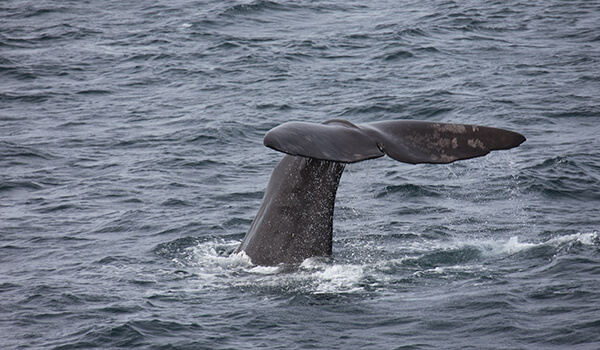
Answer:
[521,156,600,200]
[0,180,43,193]
[0,141,56,160]
[221,0,295,17]
[154,231,598,295]
[375,183,443,199]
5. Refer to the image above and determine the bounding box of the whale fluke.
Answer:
[263,119,384,163]
[237,119,525,266]
[264,119,525,164]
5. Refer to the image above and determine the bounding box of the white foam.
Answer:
[171,239,254,287]
[309,263,365,294]
[499,236,536,255]
[176,231,598,293]
[176,241,366,293]
[248,264,282,275]
[412,264,488,278]
[548,231,598,246]
[459,231,599,259]
[413,266,445,277]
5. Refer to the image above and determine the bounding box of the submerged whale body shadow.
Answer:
[235,119,526,266]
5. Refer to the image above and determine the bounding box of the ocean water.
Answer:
[1,0,599,349]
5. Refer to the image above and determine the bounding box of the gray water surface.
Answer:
[2,1,599,349]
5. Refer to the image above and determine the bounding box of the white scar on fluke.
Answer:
[235,119,526,266]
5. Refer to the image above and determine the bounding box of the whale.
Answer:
[235,119,526,266]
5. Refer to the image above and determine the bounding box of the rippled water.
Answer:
[2,0,600,349]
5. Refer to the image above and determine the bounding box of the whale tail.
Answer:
[238,119,526,266]
[264,119,526,164]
